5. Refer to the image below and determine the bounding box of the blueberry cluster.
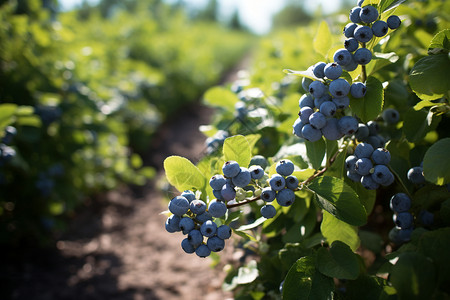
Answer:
[260,159,298,218]
[407,164,425,184]
[354,121,385,149]
[388,193,414,244]
[0,126,17,167]
[345,142,394,189]
[165,190,232,258]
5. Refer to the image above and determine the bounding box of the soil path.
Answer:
[7,54,253,300]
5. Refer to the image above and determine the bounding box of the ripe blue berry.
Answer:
[313,62,327,78]
[249,165,264,179]
[371,165,393,186]
[354,142,374,158]
[300,107,314,123]
[261,204,277,218]
[349,6,362,23]
[277,189,295,207]
[332,96,350,110]
[324,62,343,80]
[321,118,343,141]
[285,175,299,190]
[195,211,213,223]
[293,118,305,138]
[221,183,236,201]
[382,108,400,124]
[355,158,373,176]
[200,220,217,237]
[181,238,196,254]
[195,244,211,258]
[209,175,226,190]
[371,148,391,165]
[309,112,327,129]
[188,229,203,247]
[207,236,225,252]
[393,212,414,229]
[407,166,425,184]
[361,175,380,190]
[367,121,379,135]
[372,20,389,37]
[342,57,358,72]
[355,123,370,141]
[276,159,295,176]
[320,101,337,117]
[347,170,362,182]
[165,215,181,233]
[354,48,372,65]
[390,193,411,213]
[344,23,358,38]
[299,94,314,108]
[302,124,323,142]
[338,116,358,135]
[250,155,268,169]
[360,5,379,23]
[314,93,332,109]
[302,77,314,93]
[232,167,252,187]
[334,49,353,66]
[208,200,228,218]
[387,15,401,29]
[344,38,359,52]
[217,224,232,239]
[350,82,367,98]
[329,79,350,98]
[179,217,195,234]
[213,189,224,200]
[269,174,286,191]
[367,135,385,149]
[354,25,373,43]
[389,227,412,244]
[169,196,190,216]
[309,81,327,98]
[345,155,358,172]
[181,190,196,203]
[261,187,276,202]
[222,160,241,178]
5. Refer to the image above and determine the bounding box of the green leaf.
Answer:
[305,138,326,170]
[203,86,239,111]
[279,243,315,271]
[321,211,361,252]
[0,103,18,130]
[346,179,377,215]
[403,108,440,143]
[367,52,400,76]
[316,241,360,280]
[325,147,346,179]
[235,260,259,284]
[409,54,450,100]
[417,228,450,284]
[163,156,206,192]
[223,135,252,168]
[282,256,334,300]
[313,21,332,58]
[309,176,367,226]
[346,275,386,300]
[413,99,446,111]
[428,29,450,55]
[283,68,319,81]
[379,0,407,12]
[389,252,437,300]
[423,138,450,185]
[350,76,384,123]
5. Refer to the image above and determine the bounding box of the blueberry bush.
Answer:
[162,0,450,298]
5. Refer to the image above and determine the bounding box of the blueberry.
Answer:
[345,155,358,172]
[332,96,350,110]
[350,82,367,98]
[407,166,425,184]
[276,159,295,176]
[300,106,314,124]
[387,15,401,29]
[302,77,314,93]
[355,123,370,141]
[354,25,373,43]
[389,227,412,244]
[299,93,315,108]
[2,126,17,145]
[313,62,327,78]
[181,190,196,203]
[361,175,380,190]
[382,108,400,124]
[334,49,353,66]
[195,211,213,223]
[261,204,277,218]
[309,81,327,98]
[309,112,327,129]
[302,124,323,142]
[324,62,343,80]
[195,244,211,258]
[285,175,299,190]
[354,48,372,65]
[188,229,203,247]
[367,135,385,149]
[354,142,374,158]
[349,6,362,23]
[168,196,190,216]
[344,38,359,52]
[269,174,286,191]
[200,220,217,237]
[372,20,389,37]
[221,183,236,201]
[344,23,358,38]
[342,57,359,72]
[329,79,350,98]
[277,189,295,206]
[179,217,195,234]
[359,5,379,23]
[367,121,379,135]
[208,200,228,218]
[181,238,196,254]
[207,236,225,252]
[250,155,268,169]
[165,215,181,233]
[371,148,391,165]
[347,170,362,182]
[419,210,434,226]
[293,118,305,138]
[217,224,232,240]
[314,93,332,109]
[338,116,358,135]
[222,160,241,178]
[390,193,411,213]
[320,101,337,117]
[249,165,264,180]
[355,157,373,175]
[371,165,393,185]
[393,212,414,229]
[261,187,276,202]
[232,167,252,187]
[213,189,224,200]
[321,118,344,141]
[209,175,227,190]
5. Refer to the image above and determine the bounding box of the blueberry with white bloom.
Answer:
[390,193,411,213]
[329,79,350,98]
[302,124,323,142]
[359,5,379,24]
[338,116,358,135]
[190,199,207,215]
[355,158,373,176]
[195,244,211,258]
[355,123,370,141]
[181,190,196,203]
[232,167,252,187]
[217,224,232,240]
[207,236,225,252]
[345,155,358,172]
[188,229,203,247]
[407,166,425,184]
[371,165,393,185]
[389,227,412,244]
[367,121,379,135]
[277,189,295,207]
[300,106,314,124]
[309,112,327,129]
[285,175,299,190]
[361,175,380,190]
[200,220,217,237]
[367,135,385,149]
[344,38,359,52]
[334,49,353,66]
[302,77,314,93]
[261,204,277,219]
[332,96,350,110]
[181,238,196,254]
[372,20,389,37]
[293,118,305,138]
[393,212,414,229]
[309,81,327,98]
[299,93,315,108]
[208,200,228,218]
[320,101,337,117]
[221,183,236,201]
[249,165,264,180]
[354,25,373,43]
[371,148,391,165]
[269,174,286,191]
[313,62,327,78]
[165,215,181,233]
[382,108,400,124]
[250,155,268,169]
[195,211,213,223]
[222,160,241,178]
[387,15,401,29]
[276,159,295,176]
[209,175,227,190]
[179,217,195,234]
[213,189,224,200]
[347,171,362,182]
[354,142,374,158]
[321,118,343,141]
[349,6,362,23]
[314,93,331,109]
[354,48,372,65]
[261,187,276,202]
[350,82,367,98]
[342,57,358,72]
[168,196,190,216]
[344,23,358,38]
[324,62,343,80]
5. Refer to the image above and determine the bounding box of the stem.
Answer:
[227,195,261,209]
[361,42,367,83]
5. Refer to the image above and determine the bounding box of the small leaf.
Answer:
[0,103,18,129]
[316,241,360,280]
[235,260,259,284]
[223,135,252,167]
[163,156,206,192]
[403,108,440,143]
[423,138,450,185]
[413,100,446,111]
[379,0,407,12]
[203,86,239,112]
[428,29,450,55]
[368,52,400,76]
[305,138,326,170]
[313,21,332,58]
[235,216,266,231]
[283,69,319,81]
[350,76,384,123]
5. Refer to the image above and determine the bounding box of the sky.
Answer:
[59,0,344,35]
